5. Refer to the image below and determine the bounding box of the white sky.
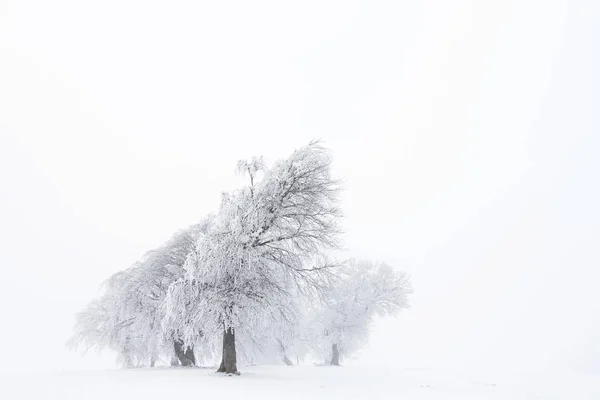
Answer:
[0,0,598,373]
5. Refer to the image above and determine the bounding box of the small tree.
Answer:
[310,259,412,365]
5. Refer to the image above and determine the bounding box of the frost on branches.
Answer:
[68,223,205,367]
[69,142,413,373]
[307,259,413,365]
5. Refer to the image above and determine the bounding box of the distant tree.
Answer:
[309,259,412,365]
[164,142,342,374]
[67,270,140,367]
[69,223,204,367]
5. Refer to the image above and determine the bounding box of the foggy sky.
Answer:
[0,0,598,373]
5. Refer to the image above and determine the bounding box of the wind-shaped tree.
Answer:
[69,223,204,367]
[165,142,342,374]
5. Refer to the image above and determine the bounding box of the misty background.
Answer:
[0,0,598,373]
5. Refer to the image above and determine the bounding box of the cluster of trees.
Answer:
[69,142,412,374]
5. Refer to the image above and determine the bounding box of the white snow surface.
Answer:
[2,365,598,400]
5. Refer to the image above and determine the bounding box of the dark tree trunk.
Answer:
[283,355,294,366]
[150,357,156,367]
[174,339,196,367]
[186,348,196,365]
[330,343,340,366]
[278,339,293,366]
[216,327,238,374]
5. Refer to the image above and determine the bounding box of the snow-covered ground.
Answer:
[2,365,599,400]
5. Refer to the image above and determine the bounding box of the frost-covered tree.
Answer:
[69,223,204,367]
[71,143,414,372]
[309,259,412,365]
[68,270,142,367]
[164,142,342,374]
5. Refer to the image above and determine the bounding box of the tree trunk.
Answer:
[123,350,134,368]
[216,327,238,374]
[330,343,340,366]
[174,339,196,367]
[186,348,196,365]
[170,355,180,367]
[283,355,294,366]
[150,357,156,367]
